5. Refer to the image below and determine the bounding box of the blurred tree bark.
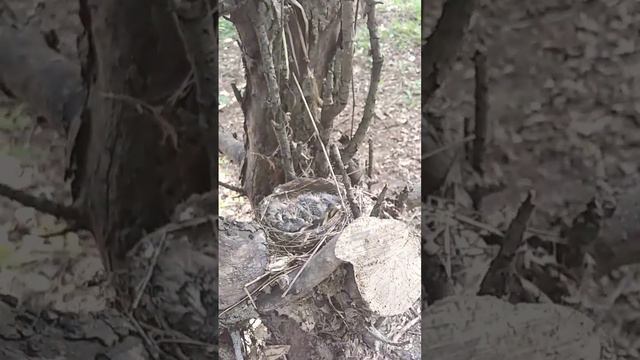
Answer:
[67,0,213,272]
[422,0,475,196]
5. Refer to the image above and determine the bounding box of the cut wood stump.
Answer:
[335,216,421,316]
[423,296,609,360]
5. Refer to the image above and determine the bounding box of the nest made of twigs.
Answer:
[256,177,354,254]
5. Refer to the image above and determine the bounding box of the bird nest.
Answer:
[256,177,353,255]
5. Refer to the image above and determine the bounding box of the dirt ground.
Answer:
[426,0,640,356]
[0,1,422,358]
[0,0,108,313]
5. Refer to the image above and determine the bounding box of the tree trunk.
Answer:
[70,0,211,272]
[422,0,476,196]
[228,0,343,206]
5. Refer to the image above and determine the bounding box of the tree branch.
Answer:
[423,0,475,106]
[330,144,360,218]
[171,0,218,189]
[219,180,245,195]
[249,2,296,181]
[312,0,355,176]
[0,183,85,225]
[319,0,355,136]
[342,0,383,164]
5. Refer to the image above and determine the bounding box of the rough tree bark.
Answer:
[227,0,370,206]
[70,0,212,272]
[0,1,214,274]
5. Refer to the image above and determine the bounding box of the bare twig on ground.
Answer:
[342,0,383,164]
[423,0,476,106]
[132,232,167,311]
[472,50,488,173]
[0,183,86,226]
[219,181,245,195]
[249,2,296,181]
[478,191,536,299]
[370,184,387,217]
[330,144,361,218]
[365,325,409,347]
[171,0,218,188]
[422,134,474,160]
[391,315,420,343]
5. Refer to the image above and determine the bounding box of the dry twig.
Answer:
[249,2,296,181]
[219,181,245,195]
[342,0,383,164]
[330,144,361,218]
[422,134,475,160]
[391,315,420,343]
[132,232,167,311]
[0,183,86,226]
[366,325,409,347]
